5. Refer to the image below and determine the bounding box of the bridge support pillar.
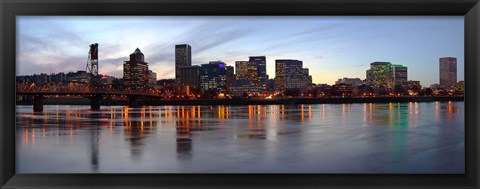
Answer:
[90,95,101,110]
[23,95,31,102]
[33,94,43,112]
[128,95,138,108]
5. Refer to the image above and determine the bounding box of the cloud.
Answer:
[178,21,255,56]
[16,16,464,86]
[150,64,175,79]
[105,20,258,78]
[290,24,341,37]
[257,25,344,56]
[144,47,174,64]
[17,19,90,75]
[98,56,128,76]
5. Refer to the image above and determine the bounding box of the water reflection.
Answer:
[90,127,99,171]
[16,102,464,173]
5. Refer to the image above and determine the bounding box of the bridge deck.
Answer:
[16,91,163,98]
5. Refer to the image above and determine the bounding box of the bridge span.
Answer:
[16,90,163,112]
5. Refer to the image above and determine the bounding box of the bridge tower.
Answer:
[86,43,99,84]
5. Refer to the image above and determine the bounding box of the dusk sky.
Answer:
[17,16,464,86]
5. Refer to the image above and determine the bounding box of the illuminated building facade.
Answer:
[407,80,422,95]
[100,75,116,85]
[66,71,90,83]
[235,60,259,95]
[366,62,392,89]
[439,57,457,88]
[249,56,268,91]
[275,59,312,92]
[235,61,256,81]
[391,64,408,87]
[123,48,149,89]
[331,83,353,96]
[235,61,248,80]
[274,60,285,92]
[407,80,421,89]
[284,60,306,90]
[230,80,260,96]
[366,62,409,90]
[282,60,311,91]
[175,44,192,85]
[199,61,227,93]
[335,77,364,87]
[454,80,465,94]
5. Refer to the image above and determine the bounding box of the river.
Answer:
[16,102,464,173]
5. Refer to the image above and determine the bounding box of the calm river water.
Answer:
[16,102,464,173]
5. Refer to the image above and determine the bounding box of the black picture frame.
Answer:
[1,0,479,188]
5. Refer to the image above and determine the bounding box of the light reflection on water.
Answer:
[16,102,464,173]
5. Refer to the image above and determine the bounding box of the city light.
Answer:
[15,42,464,107]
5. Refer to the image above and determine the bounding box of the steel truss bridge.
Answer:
[16,83,163,112]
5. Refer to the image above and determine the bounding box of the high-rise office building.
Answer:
[175,44,192,85]
[236,60,259,84]
[226,65,235,93]
[366,62,408,90]
[180,65,200,88]
[284,60,305,90]
[234,60,260,95]
[391,64,408,87]
[123,48,149,89]
[439,57,457,88]
[235,61,254,81]
[275,60,285,92]
[234,56,268,93]
[249,56,268,91]
[199,61,227,93]
[275,59,312,92]
[366,62,392,89]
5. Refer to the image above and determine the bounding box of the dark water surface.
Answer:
[16,102,464,173]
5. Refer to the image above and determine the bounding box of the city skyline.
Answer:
[17,16,464,86]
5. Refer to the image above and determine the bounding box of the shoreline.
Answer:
[16,96,464,106]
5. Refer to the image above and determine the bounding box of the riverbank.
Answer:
[16,96,464,106]
[143,96,464,105]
